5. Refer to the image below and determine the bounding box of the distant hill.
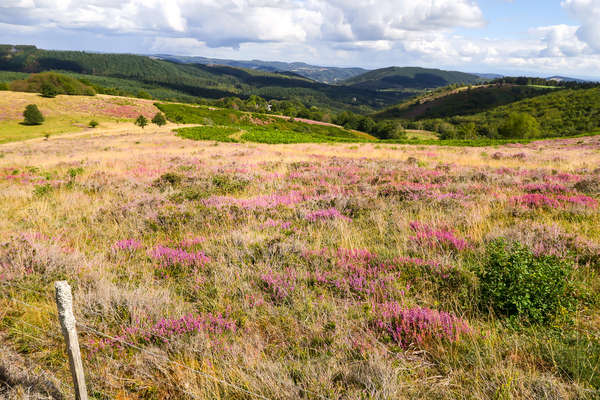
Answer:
[475,73,504,80]
[0,45,407,112]
[547,76,589,83]
[154,55,368,84]
[342,67,481,91]
[374,84,559,121]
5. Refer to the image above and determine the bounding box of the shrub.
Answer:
[89,120,99,128]
[23,104,44,125]
[498,112,541,138]
[478,239,575,324]
[40,82,58,98]
[151,112,167,126]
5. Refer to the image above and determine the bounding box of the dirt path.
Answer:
[228,129,247,141]
[0,122,199,148]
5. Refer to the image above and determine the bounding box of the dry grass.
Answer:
[0,91,161,144]
[0,129,599,399]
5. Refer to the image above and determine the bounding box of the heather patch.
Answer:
[2,133,599,399]
[374,303,471,349]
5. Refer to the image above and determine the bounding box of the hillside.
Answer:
[465,86,600,136]
[374,84,559,121]
[0,91,159,143]
[397,86,600,138]
[155,54,368,84]
[343,67,481,90]
[0,45,405,112]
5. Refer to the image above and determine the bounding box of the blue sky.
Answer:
[1,0,600,78]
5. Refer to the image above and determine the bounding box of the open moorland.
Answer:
[1,123,599,398]
[0,91,159,144]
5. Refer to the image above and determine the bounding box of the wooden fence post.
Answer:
[55,281,88,400]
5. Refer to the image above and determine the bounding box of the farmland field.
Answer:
[1,127,599,399]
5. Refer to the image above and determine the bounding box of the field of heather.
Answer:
[1,129,599,399]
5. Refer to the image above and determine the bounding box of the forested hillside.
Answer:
[343,67,481,90]
[399,87,600,138]
[0,45,406,112]
[374,84,559,120]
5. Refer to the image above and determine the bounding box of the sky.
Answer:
[1,0,600,78]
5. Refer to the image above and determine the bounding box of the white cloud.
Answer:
[561,0,600,52]
[3,0,600,77]
[0,0,484,46]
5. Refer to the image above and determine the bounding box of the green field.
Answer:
[159,103,375,144]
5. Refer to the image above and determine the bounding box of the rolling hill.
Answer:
[342,67,481,91]
[374,84,559,121]
[154,54,368,84]
[0,45,405,112]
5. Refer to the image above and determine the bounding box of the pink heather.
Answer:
[521,183,568,194]
[409,222,468,252]
[113,239,143,252]
[148,245,211,268]
[305,208,351,222]
[513,193,598,209]
[203,191,305,210]
[91,313,236,350]
[260,269,296,301]
[375,303,471,348]
[261,219,293,230]
[178,236,206,248]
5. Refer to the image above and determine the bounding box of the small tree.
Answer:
[151,112,167,126]
[23,104,44,125]
[135,115,148,129]
[89,120,99,128]
[40,83,58,98]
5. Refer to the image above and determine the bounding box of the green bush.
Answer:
[478,239,575,324]
[89,120,99,128]
[498,112,541,138]
[23,104,44,125]
[40,82,58,98]
[151,112,167,126]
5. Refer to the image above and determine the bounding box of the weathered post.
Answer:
[55,281,88,400]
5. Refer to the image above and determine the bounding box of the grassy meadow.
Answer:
[1,124,599,399]
[0,91,159,143]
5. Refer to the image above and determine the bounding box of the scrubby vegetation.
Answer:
[9,72,95,96]
[1,131,599,399]
[375,85,600,139]
[158,103,374,143]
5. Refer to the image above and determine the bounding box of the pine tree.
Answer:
[23,104,44,125]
